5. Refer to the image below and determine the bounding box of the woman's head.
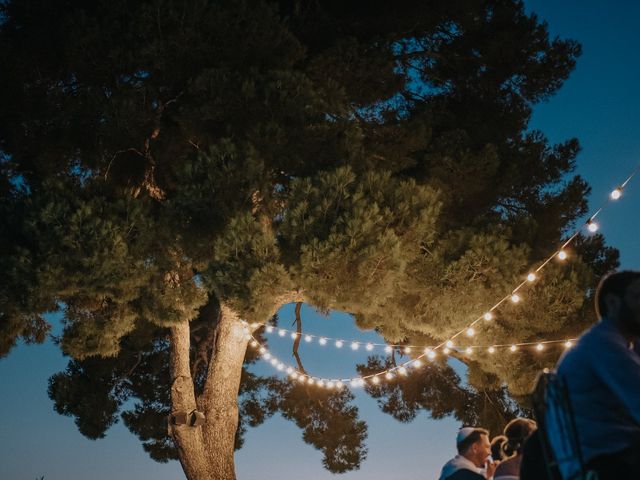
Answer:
[503,418,537,457]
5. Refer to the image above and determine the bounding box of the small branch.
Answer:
[292,302,307,375]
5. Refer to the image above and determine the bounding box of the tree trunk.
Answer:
[169,303,248,480]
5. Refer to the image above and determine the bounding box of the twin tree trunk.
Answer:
[169,304,248,480]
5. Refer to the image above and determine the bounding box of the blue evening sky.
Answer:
[1,1,639,479]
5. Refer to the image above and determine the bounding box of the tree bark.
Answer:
[169,303,248,480]
[169,291,304,480]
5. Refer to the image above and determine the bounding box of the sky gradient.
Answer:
[1,1,640,479]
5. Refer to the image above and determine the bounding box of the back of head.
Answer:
[595,270,640,319]
[491,435,507,461]
[503,418,537,457]
[457,427,489,455]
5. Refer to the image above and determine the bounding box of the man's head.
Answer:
[456,427,490,467]
[595,270,640,335]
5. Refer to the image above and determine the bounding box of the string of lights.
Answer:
[241,165,639,388]
[242,328,577,388]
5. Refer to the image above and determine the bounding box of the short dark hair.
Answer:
[457,428,489,455]
[503,418,536,456]
[595,270,640,318]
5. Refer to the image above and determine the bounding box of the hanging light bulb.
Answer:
[304,335,312,343]
[259,347,267,354]
[413,359,423,368]
[404,346,412,354]
[398,366,408,376]
[466,327,475,337]
[536,343,545,351]
[564,340,574,348]
[446,340,454,348]
[319,337,327,346]
[250,340,258,348]
[307,378,315,385]
[557,250,568,261]
[270,358,277,366]
[351,342,359,351]
[326,381,335,389]
[263,352,272,360]
[587,220,599,233]
[290,332,298,339]
[291,372,299,379]
[318,380,325,388]
[278,329,286,337]
[336,381,344,389]
[443,347,451,355]
[286,367,293,374]
[510,345,518,352]
[511,293,521,303]
[488,346,496,354]
[527,273,537,282]
[427,349,437,360]
[372,376,380,385]
[266,325,274,333]
[384,345,393,354]
[385,372,394,380]
[366,343,374,351]
[611,188,622,200]
[335,340,344,348]
[465,347,473,355]
[277,363,284,371]
[483,312,493,321]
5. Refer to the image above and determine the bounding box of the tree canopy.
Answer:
[0,0,619,476]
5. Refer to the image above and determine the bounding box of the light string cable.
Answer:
[243,165,639,387]
[244,329,579,388]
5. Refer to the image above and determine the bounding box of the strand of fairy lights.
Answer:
[243,328,577,388]
[242,166,639,388]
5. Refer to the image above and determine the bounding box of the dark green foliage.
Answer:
[0,0,620,472]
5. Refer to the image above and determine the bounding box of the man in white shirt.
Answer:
[438,427,499,480]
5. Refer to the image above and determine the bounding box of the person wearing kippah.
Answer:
[438,427,500,480]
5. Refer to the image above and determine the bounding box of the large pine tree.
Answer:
[0,1,618,479]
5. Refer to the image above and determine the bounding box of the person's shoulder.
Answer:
[443,469,485,480]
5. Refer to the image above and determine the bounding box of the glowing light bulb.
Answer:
[511,293,521,303]
[557,250,568,261]
[351,342,359,351]
[286,367,293,374]
[290,332,298,339]
[536,343,545,351]
[427,349,436,360]
[510,345,518,352]
[291,372,299,379]
[404,346,412,354]
[443,347,451,355]
[266,325,274,333]
[483,312,493,321]
[336,381,344,389]
[304,335,312,343]
[250,340,258,348]
[277,363,284,371]
[384,345,393,354]
[413,359,423,368]
[587,220,599,233]
[350,379,359,388]
[270,358,277,365]
[398,366,408,376]
[319,337,327,346]
[488,346,496,354]
[318,380,325,388]
[543,367,550,374]
[278,329,286,337]
[372,376,380,385]
[250,322,259,329]
[366,343,374,351]
[263,352,272,360]
[466,327,475,337]
[327,381,335,389]
[385,372,394,380]
[307,378,315,385]
[527,273,537,282]
[446,340,454,348]
[465,347,473,355]
[611,188,622,200]
[335,340,344,348]
[259,347,266,354]
[298,375,306,383]
[564,340,574,348]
